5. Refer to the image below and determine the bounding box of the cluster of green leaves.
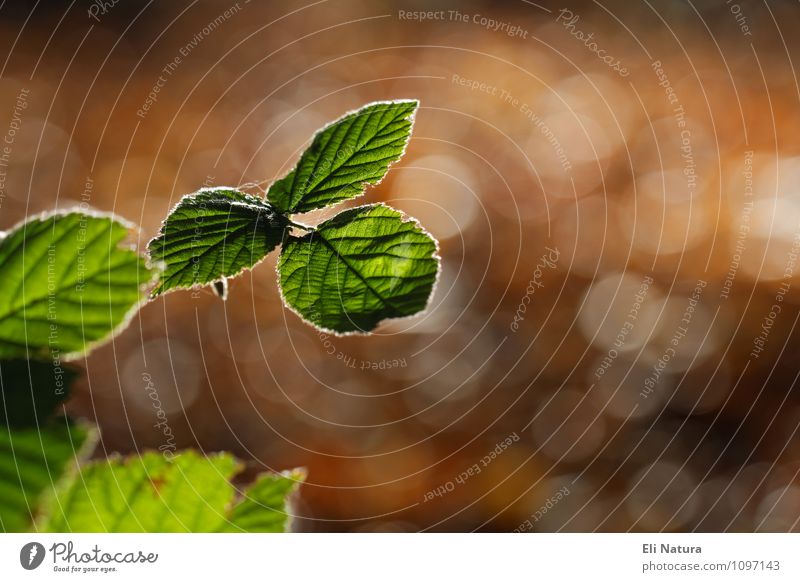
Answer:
[0,212,146,532]
[0,213,299,532]
[149,100,440,333]
[40,452,302,533]
[0,100,437,532]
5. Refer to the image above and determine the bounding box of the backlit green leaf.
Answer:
[149,188,289,296]
[268,100,418,214]
[39,450,302,533]
[0,212,152,360]
[0,418,92,532]
[279,204,439,333]
[41,450,235,532]
[222,468,304,532]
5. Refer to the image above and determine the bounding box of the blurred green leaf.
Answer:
[279,204,438,333]
[0,418,92,532]
[40,450,301,532]
[268,100,418,214]
[223,468,304,532]
[149,188,289,296]
[0,212,151,359]
[41,450,235,532]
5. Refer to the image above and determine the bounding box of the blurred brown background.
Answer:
[2,0,800,531]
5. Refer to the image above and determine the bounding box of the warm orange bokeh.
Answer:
[2,0,799,531]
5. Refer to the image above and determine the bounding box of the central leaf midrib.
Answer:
[314,231,402,317]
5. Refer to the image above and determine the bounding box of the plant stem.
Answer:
[288,220,313,231]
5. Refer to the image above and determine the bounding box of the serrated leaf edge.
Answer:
[270,99,420,215]
[275,202,441,336]
[1,208,160,361]
[147,187,288,298]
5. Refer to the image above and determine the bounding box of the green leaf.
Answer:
[41,451,235,532]
[0,418,92,532]
[279,204,439,333]
[40,450,302,532]
[268,100,418,214]
[149,188,289,296]
[223,469,304,532]
[0,359,76,428]
[0,212,152,360]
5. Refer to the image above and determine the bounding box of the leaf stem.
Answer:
[288,220,313,232]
